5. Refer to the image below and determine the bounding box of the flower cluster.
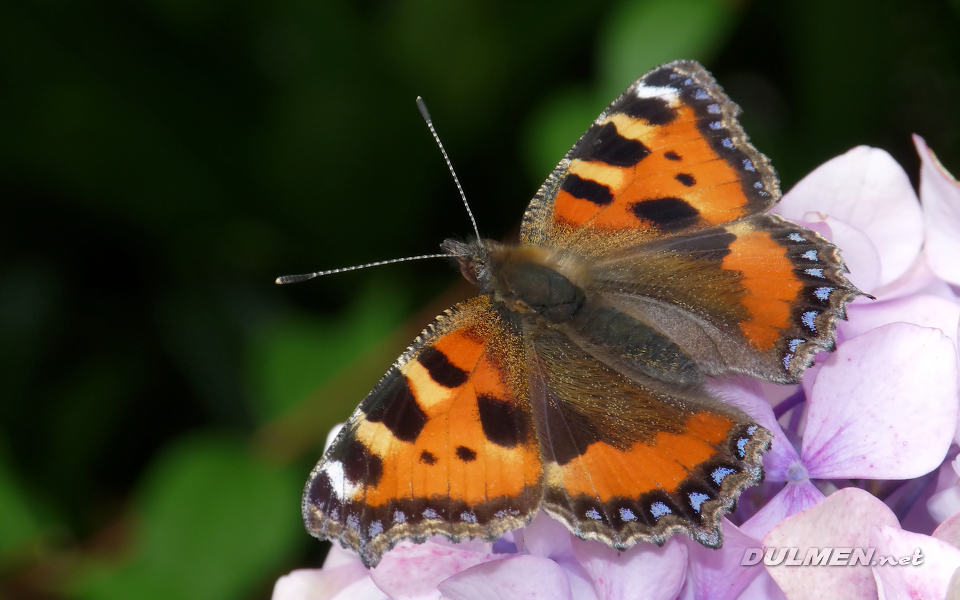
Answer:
[273,137,960,600]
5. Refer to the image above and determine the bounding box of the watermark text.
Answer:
[741,547,923,567]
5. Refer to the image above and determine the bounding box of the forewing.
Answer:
[303,296,542,567]
[522,60,779,254]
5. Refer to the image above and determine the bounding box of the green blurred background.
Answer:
[2,0,959,597]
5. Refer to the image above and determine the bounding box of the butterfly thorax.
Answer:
[443,238,588,324]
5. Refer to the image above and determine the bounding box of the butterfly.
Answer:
[299,60,863,568]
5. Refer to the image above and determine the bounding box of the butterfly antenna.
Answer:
[416,97,481,241]
[275,253,452,285]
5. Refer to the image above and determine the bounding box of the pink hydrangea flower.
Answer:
[274,512,687,600]
[273,138,960,600]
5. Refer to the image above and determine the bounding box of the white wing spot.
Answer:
[650,502,672,519]
[347,514,360,531]
[635,84,679,102]
[321,461,356,501]
[712,467,736,485]
[689,492,710,513]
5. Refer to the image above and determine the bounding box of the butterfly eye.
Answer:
[457,256,485,287]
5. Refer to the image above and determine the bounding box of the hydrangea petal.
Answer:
[557,561,599,600]
[871,526,960,600]
[521,511,576,560]
[843,293,960,348]
[763,488,899,599]
[776,146,923,286]
[935,509,960,549]
[437,555,573,600]
[915,134,960,286]
[322,544,364,569]
[799,214,881,293]
[369,540,502,599]
[740,480,824,540]
[684,519,762,600]
[520,514,599,600]
[330,577,389,600]
[271,565,386,600]
[802,323,958,479]
[928,485,960,525]
[872,250,957,302]
[734,570,786,600]
[571,536,686,600]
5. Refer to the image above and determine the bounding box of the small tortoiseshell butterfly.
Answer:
[297,61,863,567]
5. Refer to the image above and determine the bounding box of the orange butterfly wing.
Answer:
[303,297,542,566]
[525,61,862,381]
[522,61,778,251]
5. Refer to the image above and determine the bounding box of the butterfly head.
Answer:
[442,239,588,324]
[441,238,496,291]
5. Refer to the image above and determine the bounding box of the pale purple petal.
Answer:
[570,536,686,600]
[799,359,824,407]
[370,540,502,599]
[330,578,389,600]
[424,536,494,555]
[515,513,598,599]
[924,456,960,524]
[843,293,960,348]
[323,544,364,569]
[684,519,762,600]
[776,145,923,286]
[763,488,899,599]
[707,378,796,481]
[271,565,386,600]
[520,511,576,560]
[872,252,957,302]
[915,134,960,286]
[556,561,599,600]
[798,214,882,293]
[871,526,960,600]
[740,481,824,540]
[934,510,960,549]
[438,555,573,600]
[929,485,960,527]
[801,323,959,479]
[734,570,786,600]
